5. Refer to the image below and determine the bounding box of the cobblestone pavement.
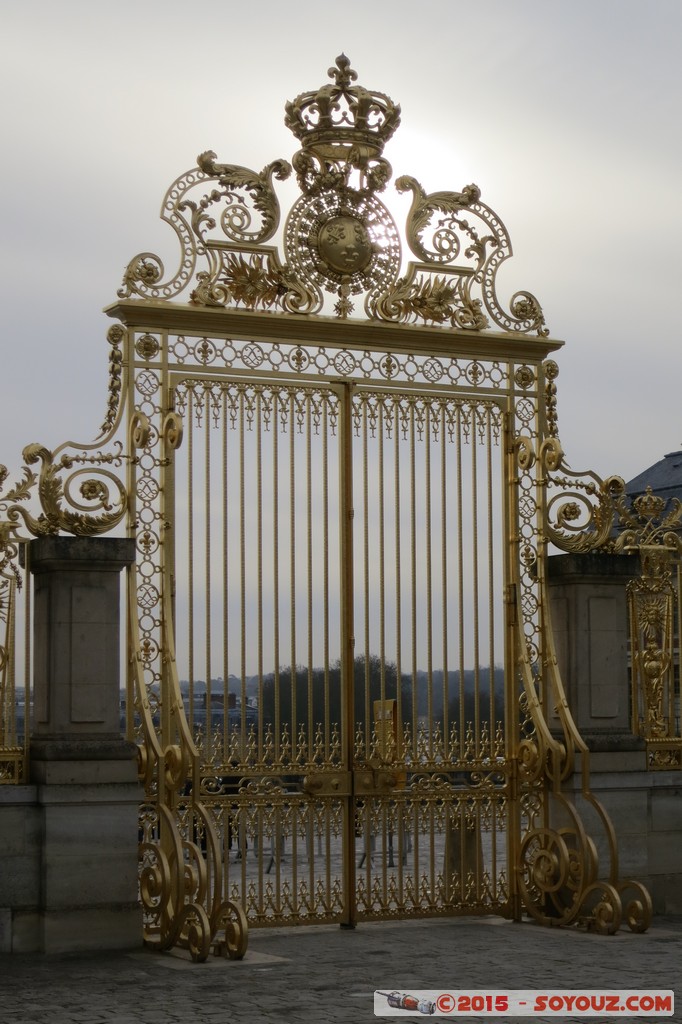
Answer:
[0,915,680,1024]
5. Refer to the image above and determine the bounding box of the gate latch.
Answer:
[353,764,406,796]
[301,766,407,797]
[301,771,352,797]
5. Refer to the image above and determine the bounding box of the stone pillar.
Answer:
[546,552,636,740]
[27,535,141,953]
[546,551,682,915]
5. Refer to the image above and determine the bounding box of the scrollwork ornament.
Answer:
[617,879,653,933]
[520,827,570,898]
[194,151,291,244]
[139,839,172,918]
[162,412,184,452]
[120,252,166,299]
[537,437,563,474]
[130,412,151,450]
[212,900,249,960]
[163,742,188,793]
[515,435,536,471]
[517,738,542,783]
[579,882,623,935]
[118,162,213,300]
[1,443,128,538]
[509,291,546,332]
[396,175,482,264]
[175,903,213,963]
[545,458,626,554]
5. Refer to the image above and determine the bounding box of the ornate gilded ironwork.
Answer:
[613,487,682,769]
[0,546,24,784]
[0,54,654,947]
[536,359,682,773]
[117,54,547,336]
[508,359,654,930]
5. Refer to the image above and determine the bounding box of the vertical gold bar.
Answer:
[290,797,298,920]
[429,795,436,909]
[471,404,480,755]
[410,400,417,756]
[306,393,314,765]
[239,390,247,753]
[322,397,330,760]
[671,561,675,737]
[487,407,496,732]
[187,389,195,751]
[378,397,386,709]
[273,391,280,764]
[505,399,522,920]
[381,800,388,908]
[456,405,465,761]
[393,399,403,757]
[491,792,498,904]
[325,802,332,915]
[396,790,404,910]
[205,384,212,738]
[160,333,173,756]
[425,399,433,760]
[256,389,264,765]
[222,390,229,760]
[289,390,297,750]
[440,401,449,763]
[340,383,356,927]
[362,397,370,750]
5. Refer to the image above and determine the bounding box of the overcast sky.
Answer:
[1,0,681,488]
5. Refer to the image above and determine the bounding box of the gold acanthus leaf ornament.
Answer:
[189,152,292,244]
[0,444,127,538]
[396,175,482,264]
[376,273,488,329]
[2,466,38,504]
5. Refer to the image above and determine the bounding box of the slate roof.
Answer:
[626,450,682,502]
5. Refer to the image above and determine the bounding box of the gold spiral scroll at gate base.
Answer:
[578,881,622,935]
[618,879,653,933]
[175,903,213,963]
[139,838,171,926]
[212,900,249,960]
[520,827,571,899]
[519,826,600,929]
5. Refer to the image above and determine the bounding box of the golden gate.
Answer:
[0,55,652,958]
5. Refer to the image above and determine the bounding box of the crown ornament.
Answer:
[633,486,667,522]
[284,54,400,194]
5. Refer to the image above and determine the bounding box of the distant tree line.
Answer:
[260,654,505,732]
